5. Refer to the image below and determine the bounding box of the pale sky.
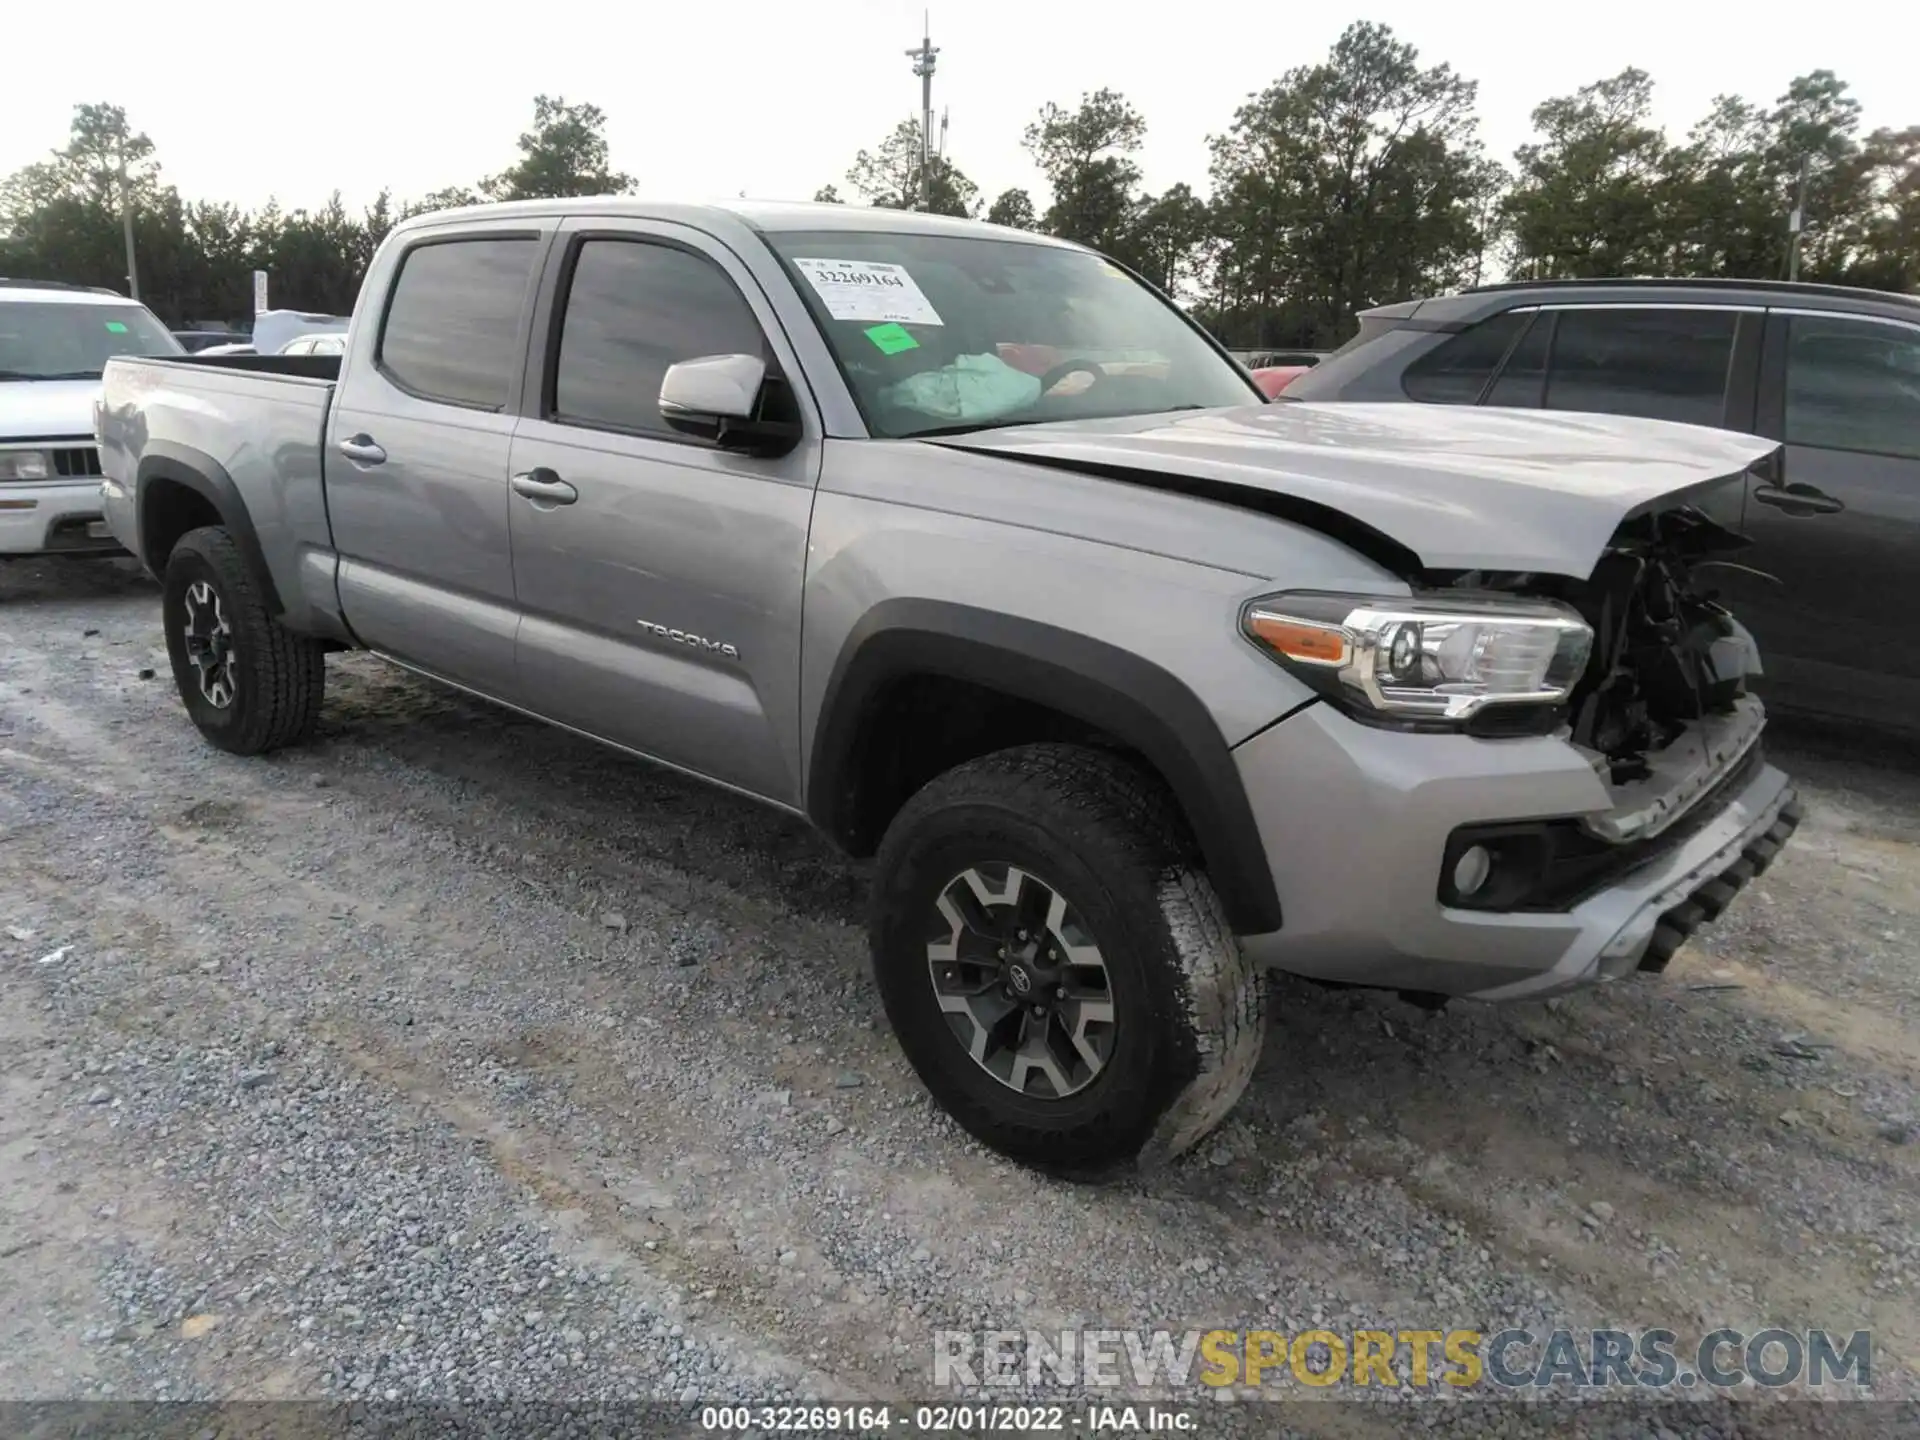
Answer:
[7,1,1915,218]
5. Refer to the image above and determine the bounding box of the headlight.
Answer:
[0,450,50,482]
[1243,590,1593,724]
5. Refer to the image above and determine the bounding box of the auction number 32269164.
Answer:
[699,1404,1197,1432]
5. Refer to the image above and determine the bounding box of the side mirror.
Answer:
[659,353,801,455]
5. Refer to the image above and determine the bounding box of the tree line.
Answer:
[3,23,1914,348]
[0,95,631,329]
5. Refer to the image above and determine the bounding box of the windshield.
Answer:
[765,230,1260,437]
[0,301,183,380]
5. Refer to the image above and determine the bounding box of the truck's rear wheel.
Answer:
[161,526,325,756]
[870,743,1265,1177]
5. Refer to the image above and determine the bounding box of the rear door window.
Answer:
[1542,307,1736,428]
[378,237,540,408]
[1401,311,1527,403]
[1783,314,1920,462]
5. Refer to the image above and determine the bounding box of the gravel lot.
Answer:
[2,555,1916,1436]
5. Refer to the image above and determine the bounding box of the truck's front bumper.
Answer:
[0,479,125,557]
[1234,701,1800,1001]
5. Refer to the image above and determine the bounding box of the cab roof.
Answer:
[389,195,1083,249]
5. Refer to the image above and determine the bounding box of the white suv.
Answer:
[1,279,183,556]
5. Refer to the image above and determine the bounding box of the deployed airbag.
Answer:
[884,353,1043,423]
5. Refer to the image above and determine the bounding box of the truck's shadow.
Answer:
[319,653,874,931]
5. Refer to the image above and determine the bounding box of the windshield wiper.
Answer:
[908,417,1055,440]
[32,370,106,380]
[911,404,1220,440]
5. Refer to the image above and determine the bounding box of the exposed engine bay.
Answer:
[1559,507,1759,775]
[1439,505,1771,843]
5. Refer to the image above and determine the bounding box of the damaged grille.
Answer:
[1563,506,1757,783]
[1436,502,1776,915]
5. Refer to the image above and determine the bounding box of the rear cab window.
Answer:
[377,237,541,409]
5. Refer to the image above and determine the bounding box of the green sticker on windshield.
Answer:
[105,321,128,333]
[864,322,919,356]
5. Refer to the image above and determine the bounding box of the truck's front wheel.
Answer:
[161,526,325,755]
[870,743,1265,1177]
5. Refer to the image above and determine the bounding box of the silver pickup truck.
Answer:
[97,198,1801,1175]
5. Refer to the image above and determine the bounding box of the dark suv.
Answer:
[1285,278,1920,736]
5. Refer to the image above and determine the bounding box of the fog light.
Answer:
[1452,844,1493,897]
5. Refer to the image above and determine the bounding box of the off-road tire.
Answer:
[161,525,325,756]
[870,742,1265,1177]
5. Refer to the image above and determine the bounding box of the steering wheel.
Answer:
[1036,358,1106,397]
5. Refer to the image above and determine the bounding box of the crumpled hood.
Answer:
[0,379,99,443]
[933,401,1781,578]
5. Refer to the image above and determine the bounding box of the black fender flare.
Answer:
[807,599,1284,935]
[135,442,284,616]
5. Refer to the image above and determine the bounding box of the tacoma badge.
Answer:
[636,619,739,660]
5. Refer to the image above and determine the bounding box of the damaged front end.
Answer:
[1562,507,1769,842]
[1448,505,1767,828]
[1430,502,1801,973]
[953,401,1805,987]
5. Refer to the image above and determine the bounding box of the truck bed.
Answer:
[119,352,342,384]
[97,351,344,637]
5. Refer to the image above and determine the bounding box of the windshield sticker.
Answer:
[792,258,944,326]
[104,321,129,333]
[1098,262,1127,278]
[864,322,920,356]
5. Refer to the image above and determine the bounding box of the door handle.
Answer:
[511,468,578,506]
[1752,482,1844,517]
[336,434,387,465]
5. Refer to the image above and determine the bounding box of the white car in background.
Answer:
[191,317,351,360]
[279,332,346,356]
[1,279,183,556]
[252,310,349,357]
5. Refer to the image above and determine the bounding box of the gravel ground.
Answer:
[2,555,1916,1437]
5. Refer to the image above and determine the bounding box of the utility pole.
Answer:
[1787,155,1810,283]
[1471,192,1493,288]
[905,16,938,210]
[118,141,139,301]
